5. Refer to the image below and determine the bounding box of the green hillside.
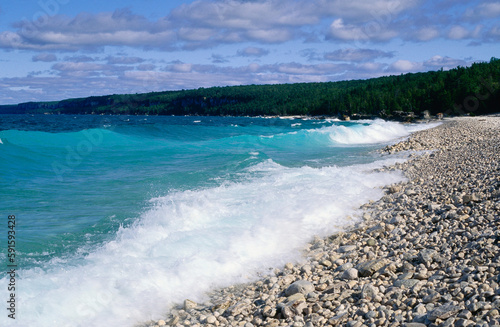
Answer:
[1,58,499,119]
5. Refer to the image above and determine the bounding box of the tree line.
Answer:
[1,57,499,118]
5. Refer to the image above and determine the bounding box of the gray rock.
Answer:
[405,189,417,196]
[184,299,197,310]
[337,245,357,253]
[422,291,441,303]
[285,280,315,296]
[367,224,385,236]
[361,283,379,300]
[286,293,306,302]
[463,194,480,203]
[388,185,402,194]
[418,248,436,264]
[466,301,491,312]
[324,281,349,294]
[427,304,461,321]
[206,315,217,324]
[337,262,354,271]
[455,318,474,327]
[356,259,388,277]
[341,268,358,280]
[394,279,419,289]
[262,305,276,318]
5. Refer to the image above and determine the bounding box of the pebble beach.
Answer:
[144,115,500,327]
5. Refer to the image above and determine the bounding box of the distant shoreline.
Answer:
[1,58,499,118]
[0,111,454,124]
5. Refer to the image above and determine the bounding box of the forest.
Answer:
[1,57,499,119]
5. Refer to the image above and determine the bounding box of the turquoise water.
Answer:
[0,115,436,326]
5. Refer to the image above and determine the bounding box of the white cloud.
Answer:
[413,27,440,41]
[0,52,475,105]
[0,0,422,52]
[1,0,498,53]
[328,18,398,42]
[106,56,145,65]
[237,47,270,57]
[464,2,500,21]
[447,25,482,40]
[64,55,97,63]
[0,9,175,51]
[324,48,394,62]
[137,64,157,71]
[487,25,500,41]
[448,25,469,40]
[424,55,467,69]
[32,53,57,62]
[167,62,193,73]
[388,59,422,72]
[315,0,418,22]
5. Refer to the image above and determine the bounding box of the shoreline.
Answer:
[143,116,500,327]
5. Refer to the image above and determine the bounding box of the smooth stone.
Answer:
[206,315,217,324]
[356,259,388,277]
[184,299,197,310]
[262,305,276,318]
[324,281,349,294]
[418,248,436,264]
[394,279,419,289]
[338,245,357,253]
[337,262,354,271]
[341,268,358,280]
[285,280,315,296]
[427,304,461,321]
[361,283,379,300]
[286,293,306,303]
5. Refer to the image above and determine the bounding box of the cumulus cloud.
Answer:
[211,54,229,64]
[32,53,57,62]
[0,0,424,52]
[327,18,398,42]
[64,55,97,63]
[486,25,500,41]
[385,56,472,75]
[413,27,440,41]
[0,0,498,53]
[237,47,269,57]
[0,9,175,51]
[1,52,475,105]
[106,56,145,65]
[0,0,495,104]
[137,64,157,71]
[388,59,423,73]
[464,2,500,21]
[424,55,467,70]
[324,48,394,62]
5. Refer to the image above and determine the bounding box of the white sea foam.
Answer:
[1,157,406,327]
[316,120,440,145]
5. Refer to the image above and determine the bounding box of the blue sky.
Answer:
[0,0,499,105]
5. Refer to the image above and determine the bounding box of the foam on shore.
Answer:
[147,116,500,327]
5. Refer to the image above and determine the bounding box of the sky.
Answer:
[0,0,499,105]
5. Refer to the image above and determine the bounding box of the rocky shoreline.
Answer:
[143,116,500,327]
